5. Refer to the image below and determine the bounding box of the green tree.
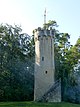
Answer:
[0,24,34,101]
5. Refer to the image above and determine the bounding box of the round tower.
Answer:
[34,27,55,101]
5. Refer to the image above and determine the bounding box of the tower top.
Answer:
[34,27,55,38]
[44,8,46,25]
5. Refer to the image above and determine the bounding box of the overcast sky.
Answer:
[0,0,80,45]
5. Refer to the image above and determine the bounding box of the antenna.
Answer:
[44,8,46,24]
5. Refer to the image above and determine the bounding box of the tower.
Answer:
[34,27,56,101]
[34,9,61,102]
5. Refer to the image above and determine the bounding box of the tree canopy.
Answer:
[0,21,80,102]
[0,24,34,101]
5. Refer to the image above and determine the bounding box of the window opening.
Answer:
[42,57,44,61]
[45,71,48,74]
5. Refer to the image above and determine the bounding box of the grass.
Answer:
[0,101,80,107]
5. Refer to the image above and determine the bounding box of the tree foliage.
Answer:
[0,21,80,102]
[0,24,34,101]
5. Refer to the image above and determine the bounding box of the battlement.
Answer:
[34,25,57,102]
[34,27,55,37]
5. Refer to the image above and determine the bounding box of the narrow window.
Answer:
[42,57,44,61]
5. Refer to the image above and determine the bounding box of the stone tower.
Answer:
[34,27,58,101]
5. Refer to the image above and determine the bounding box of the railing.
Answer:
[37,78,61,102]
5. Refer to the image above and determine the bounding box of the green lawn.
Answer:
[0,101,80,107]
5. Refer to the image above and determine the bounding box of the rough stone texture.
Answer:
[34,28,61,102]
[48,81,61,102]
[34,28,55,101]
[38,79,61,102]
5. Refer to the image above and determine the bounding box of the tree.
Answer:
[43,20,58,29]
[0,24,34,101]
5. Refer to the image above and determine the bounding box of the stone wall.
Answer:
[38,79,61,102]
[34,28,55,101]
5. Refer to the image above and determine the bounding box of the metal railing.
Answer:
[37,78,61,102]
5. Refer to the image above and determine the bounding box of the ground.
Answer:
[0,102,80,107]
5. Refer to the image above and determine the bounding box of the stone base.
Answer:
[48,83,61,102]
[37,79,61,102]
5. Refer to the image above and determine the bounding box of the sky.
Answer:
[0,0,80,45]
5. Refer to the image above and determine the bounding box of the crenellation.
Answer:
[34,28,55,39]
[34,26,61,102]
[38,27,41,31]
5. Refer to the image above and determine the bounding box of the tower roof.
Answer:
[34,27,55,37]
